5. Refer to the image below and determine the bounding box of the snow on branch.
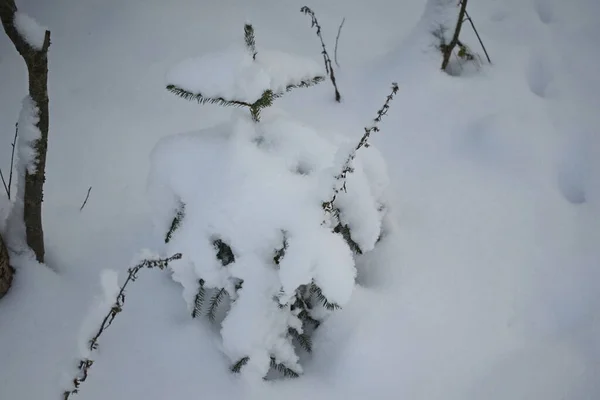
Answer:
[62,252,181,400]
[13,11,47,50]
[165,24,325,122]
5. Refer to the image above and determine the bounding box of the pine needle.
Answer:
[166,85,252,108]
[165,202,185,243]
[310,282,340,310]
[231,356,250,373]
[288,327,312,353]
[207,288,227,323]
[270,357,300,378]
[191,279,205,318]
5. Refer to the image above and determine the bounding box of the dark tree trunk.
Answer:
[0,233,13,298]
[441,0,468,71]
[0,0,50,263]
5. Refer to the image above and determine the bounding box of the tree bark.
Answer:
[0,0,50,263]
[441,0,468,71]
[0,233,13,298]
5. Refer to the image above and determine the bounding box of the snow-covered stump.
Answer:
[149,24,392,379]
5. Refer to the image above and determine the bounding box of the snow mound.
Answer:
[166,47,324,104]
[147,109,389,377]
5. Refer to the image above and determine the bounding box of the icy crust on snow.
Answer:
[14,12,47,51]
[166,47,324,104]
[147,110,388,376]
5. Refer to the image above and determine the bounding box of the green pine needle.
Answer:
[207,288,228,323]
[231,356,250,373]
[288,327,312,353]
[165,202,185,243]
[282,76,325,94]
[191,279,205,318]
[333,222,363,255]
[244,24,257,59]
[166,85,252,108]
[310,282,341,310]
[270,357,300,378]
[273,230,288,266]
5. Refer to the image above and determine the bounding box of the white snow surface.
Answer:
[166,46,324,104]
[13,11,47,50]
[1,0,599,399]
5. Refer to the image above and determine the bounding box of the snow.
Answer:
[148,106,385,375]
[166,47,324,104]
[1,0,600,399]
[13,11,47,51]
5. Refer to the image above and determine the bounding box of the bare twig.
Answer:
[441,0,468,71]
[62,253,182,400]
[334,17,345,67]
[322,82,399,215]
[79,186,92,212]
[463,8,491,63]
[0,122,18,199]
[301,6,342,102]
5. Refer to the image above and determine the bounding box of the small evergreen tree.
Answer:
[152,23,395,379]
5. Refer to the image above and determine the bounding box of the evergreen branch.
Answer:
[166,85,252,108]
[207,287,227,323]
[281,76,325,94]
[165,202,185,244]
[231,356,250,373]
[322,82,399,215]
[213,238,235,266]
[298,309,320,329]
[300,6,342,102]
[63,253,182,400]
[463,7,491,63]
[192,278,205,318]
[249,90,275,122]
[270,357,300,378]
[333,222,363,254]
[0,122,18,199]
[273,230,288,266]
[310,282,340,310]
[334,17,345,67]
[244,23,257,59]
[288,327,312,353]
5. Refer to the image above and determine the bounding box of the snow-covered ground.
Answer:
[1,0,599,399]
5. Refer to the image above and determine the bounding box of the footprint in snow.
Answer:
[526,50,554,98]
[533,0,555,24]
[556,136,588,205]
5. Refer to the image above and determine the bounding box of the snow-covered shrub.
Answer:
[148,24,392,379]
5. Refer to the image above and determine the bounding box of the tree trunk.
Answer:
[441,0,468,71]
[0,233,13,298]
[0,0,50,263]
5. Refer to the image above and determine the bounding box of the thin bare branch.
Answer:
[79,186,92,212]
[63,253,182,400]
[464,8,491,63]
[322,82,399,215]
[0,122,18,199]
[301,6,342,102]
[334,17,345,67]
